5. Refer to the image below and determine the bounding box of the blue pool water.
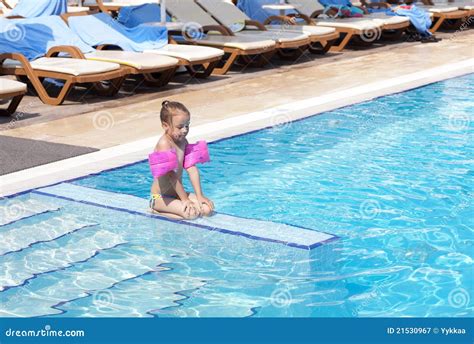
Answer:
[1,74,473,317]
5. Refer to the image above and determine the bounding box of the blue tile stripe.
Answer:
[0,242,127,294]
[0,223,98,258]
[0,208,60,229]
[47,264,173,318]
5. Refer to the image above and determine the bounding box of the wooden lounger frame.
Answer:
[193,2,314,59]
[172,24,276,75]
[0,0,25,19]
[0,50,126,105]
[419,0,472,32]
[46,43,177,88]
[0,86,24,116]
[264,12,380,52]
[162,37,222,78]
[174,21,305,62]
[362,2,409,40]
[59,11,179,86]
[79,2,276,74]
[196,0,339,54]
[80,0,122,16]
[377,0,471,33]
[0,0,12,9]
[429,9,470,32]
[62,10,222,79]
[228,18,339,55]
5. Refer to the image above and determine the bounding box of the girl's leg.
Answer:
[150,195,199,220]
[188,193,213,217]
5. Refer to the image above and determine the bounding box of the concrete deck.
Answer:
[1,31,472,150]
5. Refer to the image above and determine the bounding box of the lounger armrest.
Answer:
[365,2,391,9]
[310,10,325,19]
[93,0,114,14]
[95,44,124,51]
[0,52,36,76]
[0,0,12,9]
[263,15,294,25]
[46,46,86,59]
[202,25,233,36]
[287,13,314,25]
[244,19,267,31]
[354,5,370,14]
[61,9,100,24]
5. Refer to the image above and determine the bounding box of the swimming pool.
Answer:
[1,74,472,317]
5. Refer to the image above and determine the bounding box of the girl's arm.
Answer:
[187,166,214,211]
[187,165,204,197]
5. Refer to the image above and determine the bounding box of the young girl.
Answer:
[149,100,214,220]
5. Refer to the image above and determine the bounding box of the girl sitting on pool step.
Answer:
[148,100,214,220]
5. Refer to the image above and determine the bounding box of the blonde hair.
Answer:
[160,100,190,125]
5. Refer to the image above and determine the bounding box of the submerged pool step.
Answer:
[0,229,125,292]
[0,198,60,227]
[0,214,97,257]
[35,183,338,250]
[56,271,207,317]
[0,245,169,317]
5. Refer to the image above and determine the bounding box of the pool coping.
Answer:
[0,58,473,197]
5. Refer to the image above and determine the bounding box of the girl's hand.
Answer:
[183,200,200,218]
[197,195,215,212]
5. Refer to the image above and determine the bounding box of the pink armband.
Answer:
[148,149,178,178]
[183,141,210,169]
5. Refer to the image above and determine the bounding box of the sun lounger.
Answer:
[237,0,385,51]
[94,5,277,74]
[0,78,26,115]
[416,1,470,32]
[0,54,126,105]
[63,9,225,78]
[288,0,408,37]
[0,16,128,105]
[347,1,411,38]
[5,15,181,88]
[197,0,340,54]
[167,0,312,59]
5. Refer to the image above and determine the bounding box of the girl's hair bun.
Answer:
[160,100,190,124]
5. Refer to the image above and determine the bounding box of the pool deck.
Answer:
[0,30,473,196]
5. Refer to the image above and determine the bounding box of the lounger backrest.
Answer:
[9,0,67,18]
[67,12,168,52]
[166,0,220,27]
[286,0,324,15]
[197,0,250,31]
[0,15,93,60]
[83,0,154,5]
